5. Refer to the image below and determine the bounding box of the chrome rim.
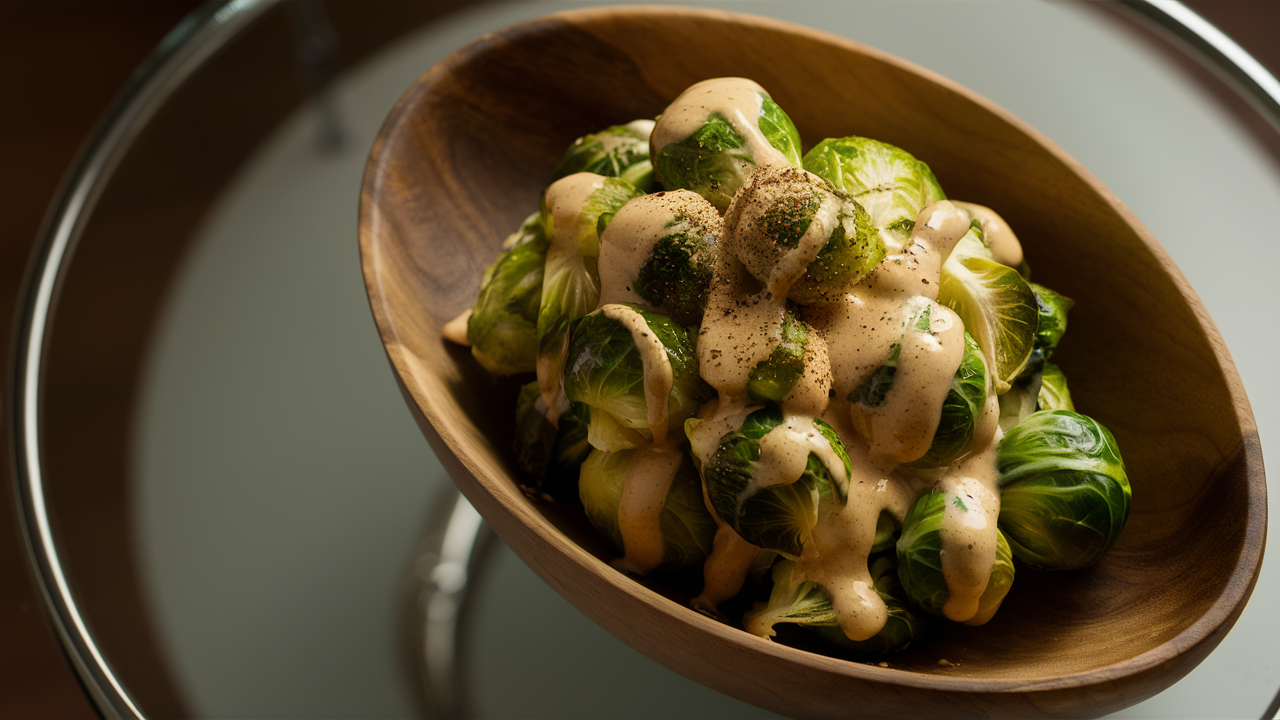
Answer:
[10,2,271,717]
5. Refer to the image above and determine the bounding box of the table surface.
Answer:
[4,2,1280,718]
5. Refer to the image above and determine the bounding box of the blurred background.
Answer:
[2,1,1277,717]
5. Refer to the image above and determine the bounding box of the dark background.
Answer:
[1,2,1276,717]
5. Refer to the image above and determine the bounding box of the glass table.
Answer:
[14,2,1280,717]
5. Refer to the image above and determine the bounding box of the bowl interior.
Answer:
[359,7,1264,717]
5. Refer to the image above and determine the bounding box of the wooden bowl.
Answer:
[358,7,1265,718]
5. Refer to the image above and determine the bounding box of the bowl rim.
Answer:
[358,2,1267,706]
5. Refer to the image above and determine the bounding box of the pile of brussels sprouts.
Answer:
[449,78,1131,659]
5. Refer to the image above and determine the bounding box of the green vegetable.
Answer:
[896,490,1015,623]
[1028,282,1073,358]
[997,410,1130,570]
[514,384,591,503]
[850,297,935,408]
[726,167,884,304]
[907,332,988,468]
[789,196,885,304]
[536,176,644,397]
[746,309,810,403]
[702,404,850,556]
[654,90,802,211]
[563,304,709,449]
[624,194,720,325]
[802,136,946,251]
[467,213,547,375]
[938,222,1039,393]
[578,447,716,569]
[743,556,924,654]
[551,120,657,190]
[1037,361,1075,411]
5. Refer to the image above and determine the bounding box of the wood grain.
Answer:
[359,7,1265,718]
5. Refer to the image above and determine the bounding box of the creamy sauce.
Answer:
[613,441,685,575]
[694,507,765,612]
[954,200,1024,269]
[697,254,787,396]
[850,300,965,466]
[936,440,1002,623]
[586,303,689,575]
[598,190,722,310]
[599,304,675,444]
[537,172,608,421]
[750,415,850,503]
[650,77,791,172]
[792,424,921,640]
[442,308,471,346]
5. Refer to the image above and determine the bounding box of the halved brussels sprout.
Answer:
[551,120,657,190]
[652,78,802,211]
[1037,360,1075,411]
[467,213,547,375]
[938,223,1038,394]
[801,136,946,252]
[578,447,716,570]
[896,490,1015,624]
[725,166,884,304]
[702,403,850,556]
[536,175,645,407]
[598,190,720,326]
[1029,282,1073,358]
[997,410,1130,570]
[746,308,810,403]
[563,304,709,448]
[743,556,924,655]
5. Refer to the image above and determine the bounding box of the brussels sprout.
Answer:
[467,213,547,375]
[746,308,810,403]
[938,223,1038,394]
[536,174,645,408]
[652,78,802,211]
[578,447,716,569]
[598,190,720,325]
[848,298,986,467]
[1028,282,1073,358]
[551,120,657,190]
[514,380,555,478]
[725,165,885,304]
[801,136,946,252]
[1037,361,1075,411]
[997,410,1130,570]
[896,490,1015,624]
[513,382,592,501]
[563,304,709,448]
[743,556,924,654]
[907,333,988,468]
[849,297,935,407]
[702,403,850,556]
